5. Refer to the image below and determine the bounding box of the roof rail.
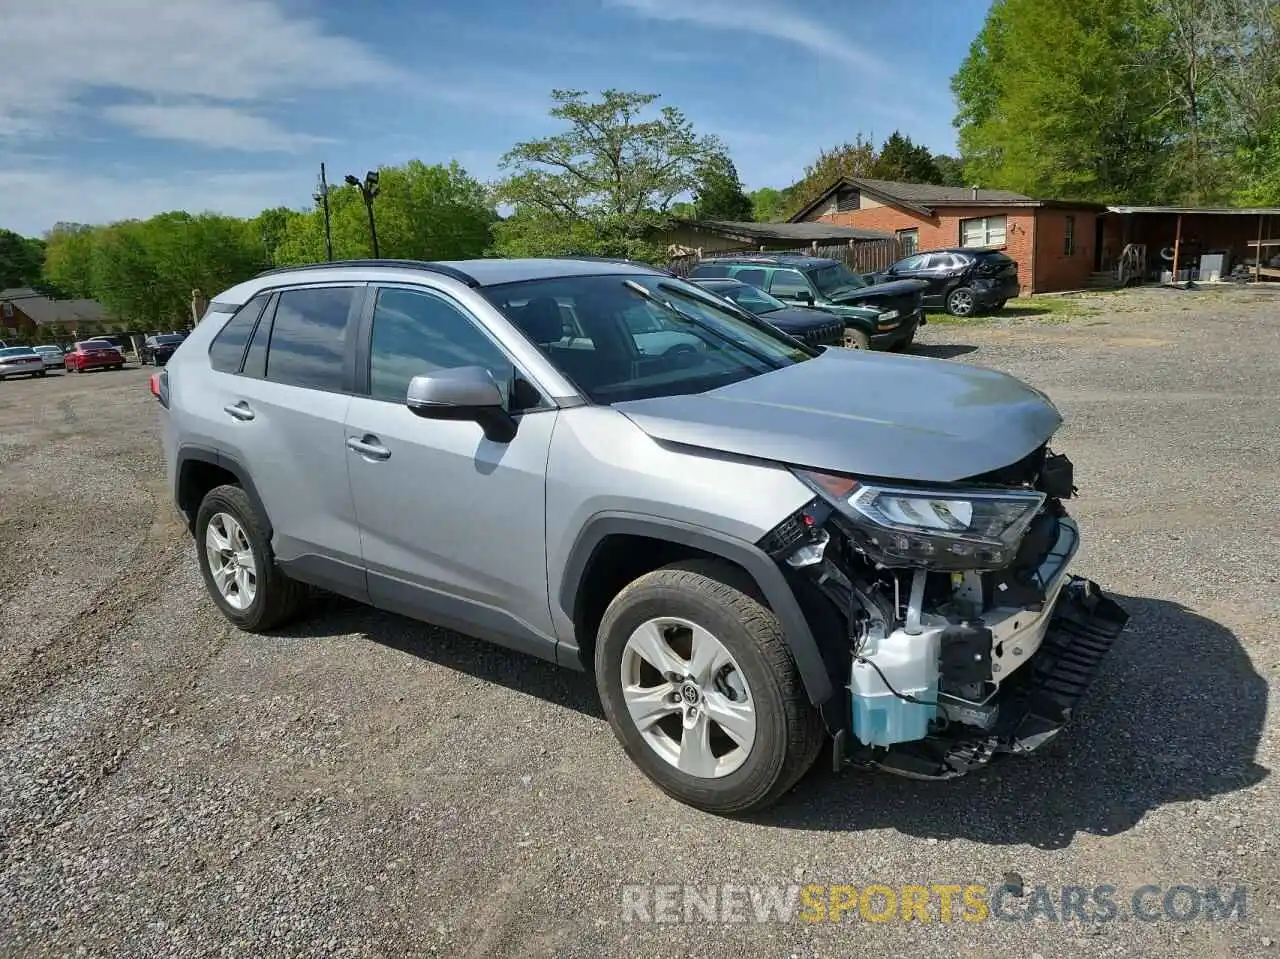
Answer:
[551,254,677,275]
[254,259,480,287]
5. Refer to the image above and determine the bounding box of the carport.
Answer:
[1102,205,1280,284]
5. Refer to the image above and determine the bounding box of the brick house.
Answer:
[789,177,1106,294]
[0,287,108,342]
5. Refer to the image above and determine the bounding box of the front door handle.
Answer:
[346,435,391,461]
[223,402,255,421]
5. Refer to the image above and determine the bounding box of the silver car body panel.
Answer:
[613,347,1062,483]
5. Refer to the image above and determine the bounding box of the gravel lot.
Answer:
[1,286,1277,958]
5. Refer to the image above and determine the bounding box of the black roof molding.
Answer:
[255,259,481,287]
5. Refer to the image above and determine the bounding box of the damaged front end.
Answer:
[759,446,1129,780]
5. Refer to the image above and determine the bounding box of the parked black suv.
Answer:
[689,254,926,351]
[692,278,853,349]
[874,248,1021,317]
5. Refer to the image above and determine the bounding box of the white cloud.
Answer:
[607,0,888,74]
[0,0,402,148]
[0,168,312,236]
[102,103,329,152]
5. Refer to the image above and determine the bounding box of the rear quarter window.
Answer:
[690,264,730,278]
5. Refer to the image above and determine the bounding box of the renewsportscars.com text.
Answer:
[620,883,1248,924]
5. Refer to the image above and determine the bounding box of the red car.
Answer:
[65,339,125,373]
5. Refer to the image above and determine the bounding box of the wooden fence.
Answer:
[669,238,905,278]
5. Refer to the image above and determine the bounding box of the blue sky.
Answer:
[0,0,990,237]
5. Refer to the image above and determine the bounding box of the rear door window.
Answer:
[768,270,812,299]
[263,286,359,391]
[733,267,767,288]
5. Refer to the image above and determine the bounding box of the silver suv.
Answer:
[155,257,1128,814]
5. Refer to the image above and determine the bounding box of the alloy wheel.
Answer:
[204,512,258,610]
[619,616,756,778]
[949,289,975,316]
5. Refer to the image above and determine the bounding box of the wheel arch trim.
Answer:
[559,512,834,706]
[175,444,273,538]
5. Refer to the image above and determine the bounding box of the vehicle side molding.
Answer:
[560,513,835,706]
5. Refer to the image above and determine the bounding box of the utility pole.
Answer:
[345,170,380,257]
[314,163,334,262]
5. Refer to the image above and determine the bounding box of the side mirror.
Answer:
[795,290,815,305]
[405,366,517,443]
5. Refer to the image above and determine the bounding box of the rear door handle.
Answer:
[346,435,391,461]
[223,402,255,421]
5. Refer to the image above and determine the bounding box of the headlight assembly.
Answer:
[793,469,1046,570]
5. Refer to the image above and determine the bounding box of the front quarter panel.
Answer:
[545,406,813,641]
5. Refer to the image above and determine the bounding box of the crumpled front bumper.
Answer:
[860,577,1130,780]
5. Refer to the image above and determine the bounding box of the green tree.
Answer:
[932,155,968,187]
[42,223,98,298]
[749,187,793,222]
[275,160,493,265]
[0,229,45,288]
[951,0,1172,203]
[253,206,301,266]
[492,89,725,258]
[691,154,754,221]
[870,132,943,183]
[784,135,878,216]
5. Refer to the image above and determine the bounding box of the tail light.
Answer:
[149,369,169,408]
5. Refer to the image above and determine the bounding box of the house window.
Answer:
[896,228,919,256]
[960,215,1007,248]
[835,187,860,213]
[1064,215,1076,256]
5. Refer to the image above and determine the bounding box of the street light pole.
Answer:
[345,170,380,258]
[314,163,334,262]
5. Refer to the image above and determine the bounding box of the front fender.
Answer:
[559,512,835,707]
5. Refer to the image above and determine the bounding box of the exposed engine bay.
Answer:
[761,445,1129,780]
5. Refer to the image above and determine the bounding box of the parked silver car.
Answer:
[0,345,47,379]
[154,258,1127,814]
[33,345,66,370]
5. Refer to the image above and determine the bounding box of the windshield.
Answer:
[0,346,36,356]
[708,283,786,315]
[79,340,115,351]
[154,334,186,345]
[482,273,813,404]
[34,345,60,352]
[808,263,870,296]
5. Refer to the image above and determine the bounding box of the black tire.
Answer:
[194,484,307,632]
[594,559,825,815]
[36,370,46,377]
[946,286,977,317]
[843,327,871,350]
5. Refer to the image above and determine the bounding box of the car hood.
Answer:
[828,278,928,305]
[613,349,1062,483]
[758,306,844,332]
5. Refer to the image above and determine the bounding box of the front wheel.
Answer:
[843,328,871,350]
[946,287,977,317]
[35,370,46,377]
[195,484,308,632]
[594,560,824,814]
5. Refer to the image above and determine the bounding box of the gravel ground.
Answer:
[1,286,1277,958]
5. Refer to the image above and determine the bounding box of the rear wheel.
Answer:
[843,328,871,350]
[35,370,46,377]
[946,287,977,317]
[594,560,824,814]
[195,484,307,632]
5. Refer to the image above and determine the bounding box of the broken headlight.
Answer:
[793,470,1045,571]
